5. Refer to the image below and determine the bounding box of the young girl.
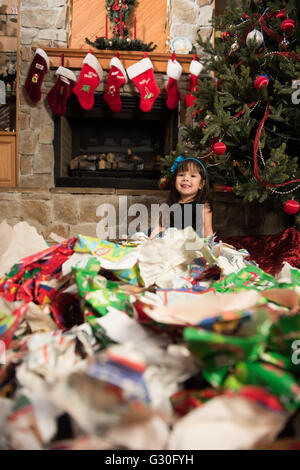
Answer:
[150,156,213,238]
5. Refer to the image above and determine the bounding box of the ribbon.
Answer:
[253,103,300,187]
[240,11,287,50]
[233,101,259,119]
[258,14,287,50]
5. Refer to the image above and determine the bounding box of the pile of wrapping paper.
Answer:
[0,223,300,450]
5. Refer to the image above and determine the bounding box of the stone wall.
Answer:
[0,187,290,241]
[170,0,214,48]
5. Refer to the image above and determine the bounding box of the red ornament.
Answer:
[217,78,223,91]
[283,200,299,215]
[158,176,170,191]
[221,186,233,192]
[254,75,269,89]
[213,142,227,155]
[276,11,286,20]
[222,31,231,41]
[200,121,207,129]
[281,19,295,36]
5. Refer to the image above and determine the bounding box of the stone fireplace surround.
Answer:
[0,0,289,241]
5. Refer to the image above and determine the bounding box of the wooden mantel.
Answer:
[38,48,195,74]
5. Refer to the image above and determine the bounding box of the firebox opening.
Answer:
[54,94,178,189]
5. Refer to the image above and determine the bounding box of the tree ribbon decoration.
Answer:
[258,14,287,50]
[240,11,288,51]
[254,103,300,188]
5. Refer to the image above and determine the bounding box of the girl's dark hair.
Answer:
[167,159,212,210]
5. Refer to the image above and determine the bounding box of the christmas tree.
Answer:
[183,0,300,225]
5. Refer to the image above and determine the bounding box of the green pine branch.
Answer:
[85,36,157,52]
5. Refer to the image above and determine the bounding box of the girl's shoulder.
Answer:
[193,195,213,211]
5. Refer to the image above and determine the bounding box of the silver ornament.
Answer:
[246,29,263,47]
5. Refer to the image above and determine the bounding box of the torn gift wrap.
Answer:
[75,269,133,317]
[0,237,77,303]
[137,227,204,288]
[72,236,142,285]
[0,221,48,277]
[49,344,153,436]
[224,361,300,413]
[168,395,287,450]
[0,298,28,347]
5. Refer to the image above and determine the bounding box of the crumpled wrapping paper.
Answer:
[0,221,48,277]
[137,227,204,288]
[0,224,299,450]
[168,395,287,450]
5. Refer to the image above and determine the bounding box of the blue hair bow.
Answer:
[170,156,185,173]
[170,156,206,177]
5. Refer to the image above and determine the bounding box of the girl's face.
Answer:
[175,164,203,202]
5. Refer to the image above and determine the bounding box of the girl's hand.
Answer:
[149,225,164,239]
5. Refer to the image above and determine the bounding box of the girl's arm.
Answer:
[203,202,213,237]
[149,224,164,239]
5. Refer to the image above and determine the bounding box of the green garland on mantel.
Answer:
[85,36,157,52]
[85,0,157,52]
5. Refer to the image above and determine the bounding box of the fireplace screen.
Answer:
[54,94,178,189]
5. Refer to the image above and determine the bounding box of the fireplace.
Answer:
[54,93,178,189]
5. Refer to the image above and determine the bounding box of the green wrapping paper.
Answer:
[278,266,300,292]
[267,313,300,355]
[183,327,266,367]
[73,235,143,286]
[223,361,300,413]
[84,310,117,348]
[211,266,279,293]
[75,268,133,317]
[211,265,300,296]
[203,366,230,388]
[259,350,300,374]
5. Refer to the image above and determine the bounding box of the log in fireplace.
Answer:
[54,93,178,189]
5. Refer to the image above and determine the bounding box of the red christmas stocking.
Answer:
[73,53,103,110]
[166,54,182,110]
[47,66,77,116]
[185,56,204,109]
[104,56,127,112]
[127,56,160,112]
[24,48,49,103]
